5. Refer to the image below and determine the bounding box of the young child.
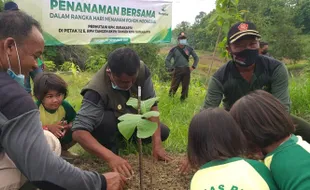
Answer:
[188,108,278,190]
[33,72,78,159]
[230,90,310,190]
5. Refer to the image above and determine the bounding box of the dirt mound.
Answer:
[73,154,194,190]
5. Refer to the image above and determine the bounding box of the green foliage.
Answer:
[0,0,12,11]
[43,61,57,71]
[85,55,106,72]
[60,61,74,71]
[170,0,309,61]
[118,113,159,140]
[118,97,160,140]
[71,62,81,77]
[290,76,310,119]
[212,0,243,57]
[44,45,90,69]
[238,0,304,61]
[294,0,310,34]
[126,97,159,113]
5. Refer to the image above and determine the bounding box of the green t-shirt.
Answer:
[36,100,76,124]
[264,135,310,190]
[191,157,278,190]
[36,100,76,145]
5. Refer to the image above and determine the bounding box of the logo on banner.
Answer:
[159,5,169,16]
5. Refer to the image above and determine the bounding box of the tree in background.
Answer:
[239,0,304,62]
[294,0,310,34]
[171,0,309,63]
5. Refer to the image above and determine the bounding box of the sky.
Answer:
[171,0,216,29]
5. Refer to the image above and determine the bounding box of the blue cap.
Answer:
[4,2,19,11]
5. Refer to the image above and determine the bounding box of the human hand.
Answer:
[103,172,127,190]
[108,155,134,178]
[153,145,172,162]
[47,123,65,138]
[179,157,191,175]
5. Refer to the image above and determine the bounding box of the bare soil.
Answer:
[73,154,194,190]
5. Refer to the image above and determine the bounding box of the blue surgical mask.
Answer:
[179,39,187,45]
[111,82,132,91]
[110,74,132,91]
[6,41,25,87]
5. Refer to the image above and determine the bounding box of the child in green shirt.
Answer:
[33,72,78,159]
[230,90,310,190]
[188,108,278,190]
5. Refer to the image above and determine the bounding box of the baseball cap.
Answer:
[227,21,261,44]
[178,32,187,39]
[4,2,19,11]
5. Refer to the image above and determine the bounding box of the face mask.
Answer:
[7,41,25,87]
[179,39,187,45]
[110,76,132,91]
[232,49,259,67]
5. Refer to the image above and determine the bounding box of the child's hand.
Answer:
[63,122,72,130]
[47,123,65,138]
[179,157,191,175]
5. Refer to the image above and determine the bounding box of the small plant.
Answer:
[43,61,57,72]
[70,62,81,77]
[118,87,159,190]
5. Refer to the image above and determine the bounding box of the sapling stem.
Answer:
[137,86,143,190]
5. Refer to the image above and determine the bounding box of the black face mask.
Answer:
[262,50,268,55]
[232,49,259,67]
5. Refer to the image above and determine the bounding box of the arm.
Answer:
[271,63,291,112]
[62,100,76,123]
[150,105,162,146]
[165,49,174,70]
[72,90,133,177]
[1,108,106,189]
[190,49,199,69]
[203,76,224,109]
[71,91,115,162]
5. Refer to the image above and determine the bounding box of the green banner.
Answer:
[14,0,172,45]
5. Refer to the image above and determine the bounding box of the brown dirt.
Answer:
[73,154,193,190]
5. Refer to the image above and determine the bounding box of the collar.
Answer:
[200,157,242,169]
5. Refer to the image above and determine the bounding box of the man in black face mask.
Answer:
[203,21,310,143]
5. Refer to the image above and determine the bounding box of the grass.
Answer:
[290,75,310,119]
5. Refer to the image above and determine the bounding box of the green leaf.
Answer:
[209,14,219,24]
[142,111,160,118]
[126,97,138,109]
[141,97,159,113]
[118,120,138,140]
[118,113,142,121]
[137,119,158,139]
[126,97,159,113]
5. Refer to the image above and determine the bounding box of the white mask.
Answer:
[179,39,187,45]
[6,41,25,87]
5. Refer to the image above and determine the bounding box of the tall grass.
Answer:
[290,75,310,119]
